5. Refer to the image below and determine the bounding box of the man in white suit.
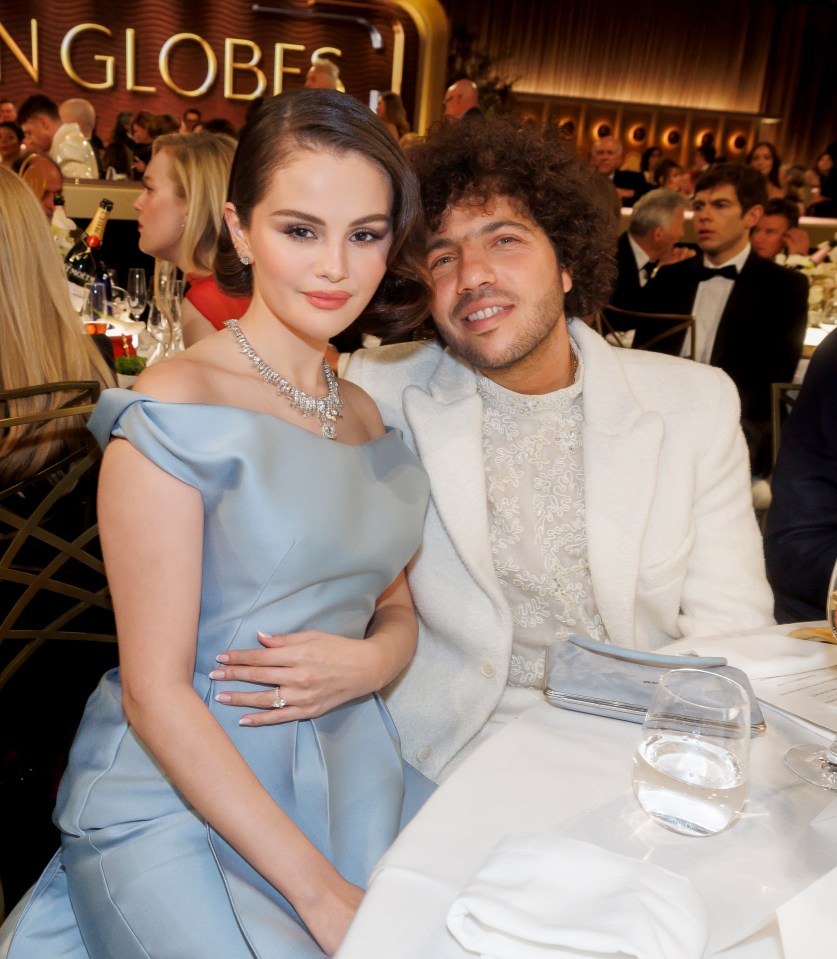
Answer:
[215,119,774,783]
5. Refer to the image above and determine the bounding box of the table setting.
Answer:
[337,616,837,959]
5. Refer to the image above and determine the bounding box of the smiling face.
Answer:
[133,149,189,264]
[426,196,572,391]
[226,148,393,346]
[692,183,762,265]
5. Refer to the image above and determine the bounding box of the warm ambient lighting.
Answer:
[728,132,747,152]
[663,127,681,146]
[694,128,714,148]
[628,124,647,143]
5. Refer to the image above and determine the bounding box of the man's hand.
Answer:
[783,227,810,256]
[656,246,697,269]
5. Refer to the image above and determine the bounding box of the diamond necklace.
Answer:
[225,319,343,439]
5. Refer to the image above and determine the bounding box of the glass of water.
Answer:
[632,668,750,837]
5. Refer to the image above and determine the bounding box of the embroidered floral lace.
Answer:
[476,348,609,690]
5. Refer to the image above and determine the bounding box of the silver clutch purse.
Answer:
[544,634,766,734]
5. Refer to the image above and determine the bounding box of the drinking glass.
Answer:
[82,281,110,335]
[146,298,171,347]
[632,668,750,837]
[784,555,837,789]
[127,268,148,321]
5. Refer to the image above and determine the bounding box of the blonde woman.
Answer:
[0,167,114,487]
[134,131,251,346]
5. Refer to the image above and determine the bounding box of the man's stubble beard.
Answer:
[434,274,566,376]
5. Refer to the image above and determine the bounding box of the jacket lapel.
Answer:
[402,349,504,606]
[572,321,664,646]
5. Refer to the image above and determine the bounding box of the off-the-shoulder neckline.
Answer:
[104,388,397,450]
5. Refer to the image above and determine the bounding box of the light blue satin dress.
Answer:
[6,390,433,958]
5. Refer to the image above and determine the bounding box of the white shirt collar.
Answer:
[702,242,751,274]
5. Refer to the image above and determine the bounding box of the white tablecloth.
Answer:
[338,629,837,959]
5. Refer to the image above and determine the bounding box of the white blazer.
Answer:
[346,319,775,781]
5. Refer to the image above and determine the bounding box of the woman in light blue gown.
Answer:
[4,90,434,958]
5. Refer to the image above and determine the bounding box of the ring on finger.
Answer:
[271,686,287,709]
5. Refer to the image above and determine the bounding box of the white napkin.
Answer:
[777,862,837,959]
[446,835,708,959]
[658,632,837,680]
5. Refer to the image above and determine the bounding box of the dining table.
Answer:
[337,624,837,959]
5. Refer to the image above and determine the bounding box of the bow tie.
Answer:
[641,261,658,280]
[696,264,738,282]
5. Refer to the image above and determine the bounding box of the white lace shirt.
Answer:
[476,347,609,695]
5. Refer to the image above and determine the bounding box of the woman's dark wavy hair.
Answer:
[746,140,781,188]
[408,117,617,316]
[216,90,431,339]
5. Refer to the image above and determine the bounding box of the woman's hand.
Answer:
[211,571,418,724]
[210,630,386,724]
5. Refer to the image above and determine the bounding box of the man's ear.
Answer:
[743,204,764,231]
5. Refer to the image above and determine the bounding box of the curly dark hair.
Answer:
[216,90,431,341]
[408,117,617,317]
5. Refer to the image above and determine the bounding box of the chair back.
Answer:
[598,305,697,360]
[0,381,115,691]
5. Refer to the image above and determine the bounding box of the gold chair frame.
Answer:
[596,305,697,361]
[0,382,115,691]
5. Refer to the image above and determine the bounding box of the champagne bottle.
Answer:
[64,198,113,289]
[50,193,76,258]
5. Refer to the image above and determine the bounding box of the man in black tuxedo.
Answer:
[641,163,809,476]
[611,188,694,310]
[764,329,837,622]
[591,136,651,208]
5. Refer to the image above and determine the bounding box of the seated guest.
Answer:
[59,98,102,174]
[442,79,482,121]
[750,197,810,260]
[653,158,687,194]
[180,107,201,133]
[591,135,650,206]
[216,118,775,783]
[747,141,784,198]
[640,146,662,186]
[642,163,809,477]
[814,150,837,202]
[0,167,114,486]
[133,132,250,345]
[304,55,343,91]
[0,97,17,122]
[764,329,837,623]
[17,94,98,180]
[611,188,694,310]
[0,120,23,169]
[14,151,63,217]
[130,110,155,176]
[101,112,134,178]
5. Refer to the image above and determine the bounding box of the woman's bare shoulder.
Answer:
[132,331,232,404]
[339,378,386,441]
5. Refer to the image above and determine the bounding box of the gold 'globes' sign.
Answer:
[0,18,344,99]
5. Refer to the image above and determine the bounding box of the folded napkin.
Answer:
[658,631,837,680]
[446,835,708,959]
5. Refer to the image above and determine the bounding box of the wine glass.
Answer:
[632,668,750,836]
[146,298,171,349]
[784,555,837,789]
[127,268,148,321]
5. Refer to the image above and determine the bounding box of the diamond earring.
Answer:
[240,255,250,266]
